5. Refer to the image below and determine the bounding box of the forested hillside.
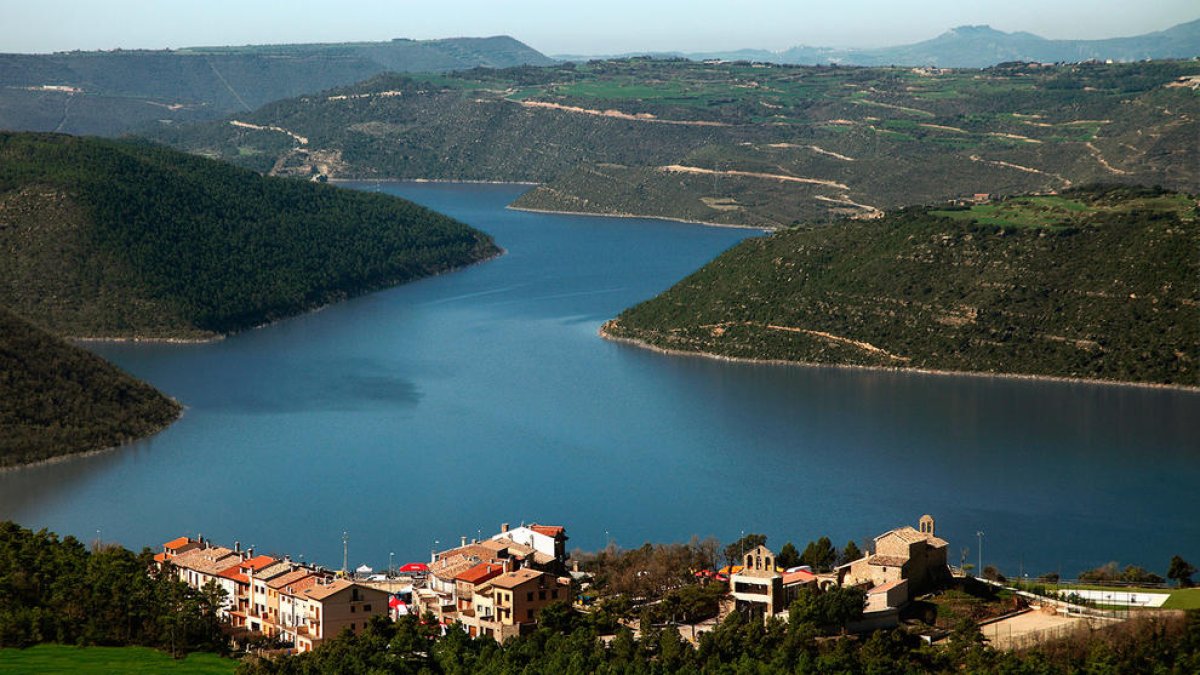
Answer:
[0,132,498,339]
[147,59,1200,228]
[606,186,1200,387]
[0,36,554,136]
[0,309,179,467]
[0,521,226,650]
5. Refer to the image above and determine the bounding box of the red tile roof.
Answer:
[241,555,278,571]
[488,569,548,590]
[218,564,249,584]
[282,575,322,595]
[267,569,314,590]
[153,552,168,563]
[164,536,193,551]
[456,562,505,585]
[782,569,817,585]
[530,525,565,538]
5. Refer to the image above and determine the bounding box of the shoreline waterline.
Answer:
[507,205,773,231]
[0,406,185,474]
[599,321,1200,394]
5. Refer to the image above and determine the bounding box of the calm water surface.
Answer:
[2,182,1196,578]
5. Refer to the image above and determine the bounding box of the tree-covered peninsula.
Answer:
[605,186,1199,387]
[0,309,180,468]
[0,132,499,339]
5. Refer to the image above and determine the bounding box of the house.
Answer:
[729,545,785,619]
[464,569,570,642]
[780,568,820,608]
[455,562,506,614]
[293,579,390,653]
[216,564,251,624]
[865,579,909,612]
[839,514,950,602]
[153,536,202,567]
[423,541,505,618]
[169,546,240,596]
[248,561,293,634]
[490,523,568,564]
[276,575,324,649]
[264,569,316,635]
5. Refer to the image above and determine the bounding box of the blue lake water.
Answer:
[2,181,1197,579]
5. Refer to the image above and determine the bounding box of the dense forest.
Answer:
[607,185,1199,387]
[0,521,226,653]
[0,132,499,339]
[0,308,179,467]
[237,607,1200,674]
[147,59,1200,228]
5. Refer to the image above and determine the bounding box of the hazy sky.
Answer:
[3,1,1197,55]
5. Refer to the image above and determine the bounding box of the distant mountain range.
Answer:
[0,36,553,135]
[555,19,1200,68]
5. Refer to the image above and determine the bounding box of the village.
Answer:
[155,514,1158,655]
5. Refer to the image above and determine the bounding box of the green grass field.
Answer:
[1164,589,1200,610]
[0,645,235,674]
[932,193,1194,229]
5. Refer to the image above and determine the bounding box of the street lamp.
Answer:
[389,551,395,577]
[977,531,985,577]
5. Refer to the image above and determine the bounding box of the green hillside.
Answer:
[0,308,180,467]
[147,59,1200,228]
[606,186,1199,387]
[0,36,555,136]
[0,132,498,339]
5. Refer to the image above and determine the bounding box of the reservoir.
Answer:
[1,182,1196,578]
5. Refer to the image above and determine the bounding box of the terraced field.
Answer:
[148,59,1200,227]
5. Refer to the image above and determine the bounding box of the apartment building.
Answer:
[462,569,570,642]
[293,579,390,653]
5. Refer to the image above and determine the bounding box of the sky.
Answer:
[2,0,1197,56]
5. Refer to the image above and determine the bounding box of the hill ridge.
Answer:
[605,185,1200,387]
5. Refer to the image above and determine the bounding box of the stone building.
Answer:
[730,545,785,619]
[839,514,950,602]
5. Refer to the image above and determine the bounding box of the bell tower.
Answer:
[919,514,935,536]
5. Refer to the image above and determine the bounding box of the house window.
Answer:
[526,591,533,601]
[539,590,546,600]
[363,604,371,612]
[527,609,534,620]
[350,605,356,613]
[552,590,558,599]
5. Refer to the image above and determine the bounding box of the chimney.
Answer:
[431,549,437,564]
[461,536,467,548]
[572,560,579,574]
[247,547,255,558]
[501,522,509,533]
[234,541,241,553]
